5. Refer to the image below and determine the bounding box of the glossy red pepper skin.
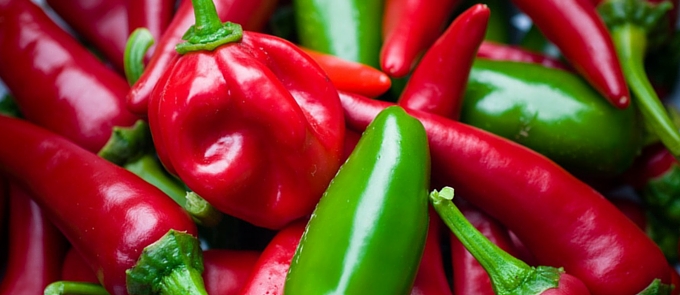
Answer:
[398,4,489,120]
[380,0,461,77]
[203,250,261,295]
[511,0,630,109]
[61,248,101,284]
[150,31,345,229]
[0,0,138,153]
[126,0,279,117]
[0,184,68,295]
[127,0,174,56]
[239,220,307,295]
[338,91,671,295]
[451,202,521,295]
[410,209,453,295]
[0,115,198,295]
[476,41,571,71]
[45,0,129,72]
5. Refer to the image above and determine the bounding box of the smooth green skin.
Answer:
[461,59,643,178]
[284,106,430,295]
[293,0,383,68]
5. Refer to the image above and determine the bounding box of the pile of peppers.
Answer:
[2,0,680,293]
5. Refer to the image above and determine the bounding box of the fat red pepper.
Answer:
[511,0,630,109]
[203,249,261,295]
[380,0,461,77]
[397,3,489,120]
[0,184,68,295]
[339,91,671,295]
[126,0,279,116]
[148,0,344,229]
[0,0,138,153]
[0,115,204,295]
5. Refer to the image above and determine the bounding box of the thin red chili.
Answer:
[397,4,489,120]
[380,0,461,77]
[476,41,571,71]
[127,0,175,59]
[45,0,129,72]
[61,248,101,284]
[339,91,671,295]
[0,0,138,153]
[410,209,453,295]
[126,0,279,117]
[511,0,630,109]
[0,115,200,295]
[0,184,69,295]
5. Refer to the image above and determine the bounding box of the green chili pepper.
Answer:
[293,0,384,68]
[284,106,430,295]
[461,58,644,177]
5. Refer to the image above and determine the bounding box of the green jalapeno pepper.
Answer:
[284,106,430,295]
[293,0,383,68]
[461,58,644,178]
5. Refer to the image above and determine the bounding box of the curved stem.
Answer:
[185,191,223,227]
[124,28,155,86]
[44,281,110,295]
[124,154,188,208]
[175,0,243,54]
[613,24,680,160]
[189,0,223,34]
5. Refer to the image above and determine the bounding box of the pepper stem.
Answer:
[44,281,110,295]
[430,187,561,294]
[123,154,188,208]
[126,230,208,295]
[175,0,243,54]
[98,120,151,166]
[124,28,155,86]
[186,191,223,227]
[636,278,673,295]
[611,24,680,160]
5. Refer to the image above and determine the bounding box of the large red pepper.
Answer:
[45,0,129,72]
[511,0,630,109]
[0,0,138,153]
[148,0,344,229]
[339,91,671,295]
[0,184,68,295]
[397,4,489,120]
[476,41,571,71]
[126,0,279,116]
[380,0,461,77]
[0,115,204,295]
[203,249,261,295]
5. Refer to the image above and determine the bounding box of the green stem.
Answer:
[98,120,151,166]
[44,281,110,295]
[124,28,155,86]
[124,154,188,208]
[637,278,673,295]
[0,94,21,118]
[612,24,680,160]
[185,191,223,227]
[175,0,243,54]
[126,230,208,295]
[430,187,561,295]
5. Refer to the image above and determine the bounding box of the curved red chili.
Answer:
[476,41,571,71]
[397,3,489,120]
[0,115,202,295]
[126,0,279,117]
[0,0,138,153]
[127,0,174,58]
[511,0,630,109]
[410,209,453,295]
[0,184,68,295]
[45,0,129,72]
[380,0,461,77]
[61,248,101,284]
[338,91,671,295]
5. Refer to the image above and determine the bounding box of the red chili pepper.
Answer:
[476,41,571,71]
[148,2,344,229]
[338,91,671,295]
[0,0,138,153]
[451,201,522,295]
[239,220,307,295]
[410,208,453,295]
[300,47,392,98]
[127,0,174,58]
[0,115,204,295]
[61,248,101,284]
[203,249,261,295]
[44,0,129,72]
[0,184,68,295]
[511,0,630,109]
[397,4,489,120]
[126,0,279,117]
[380,0,461,77]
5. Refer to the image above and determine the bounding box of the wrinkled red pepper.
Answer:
[511,0,630,109]
[380,0,461,77]
[476,41,571,71]
[148,0,344,229]
[0,115,203,295]
[397,4,489,120]
[45,0,129,72]
[0,0,138,153]
[126,0,279,116]
[339,91,671,295]
[203,249,261,295]
[300,47,392,98]
[0,184,68,295]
